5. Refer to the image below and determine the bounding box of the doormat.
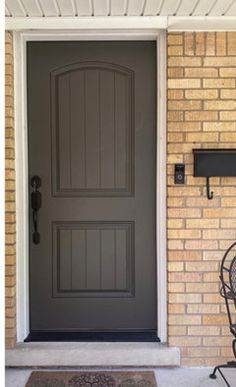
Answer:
[25,371,157,387]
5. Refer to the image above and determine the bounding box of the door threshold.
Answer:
[24,330,160,342]
[6,342,180,367]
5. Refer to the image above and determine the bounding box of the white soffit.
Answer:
[5,0,236,31]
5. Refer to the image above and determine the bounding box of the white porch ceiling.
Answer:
[5,0,236,17]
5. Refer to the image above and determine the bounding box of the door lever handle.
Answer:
[31,175,42,244]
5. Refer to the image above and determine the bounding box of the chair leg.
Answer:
[209,362,236,387]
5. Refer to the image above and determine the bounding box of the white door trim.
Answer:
[14,30,167,343]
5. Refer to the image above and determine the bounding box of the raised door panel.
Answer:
[52,221,134,298]
[51,62,134,197]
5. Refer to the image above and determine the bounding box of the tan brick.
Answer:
[203,272,220,282]
[186,283,219,293]
[203,250,225,261]
[185,240,218,250]
[188,326,220,336]
[221,347,234,357]
[169,336,201,346]
[219,240,236,250]
[168,67,184,78]
[204,100,236,110]
[184,32,194,56]
[167,143,195,153]
[167,197,185,207]
[204,57,236,66]
[168,262,184,272]
[187,304,220,314]
[206,33,215,56]
[204,228,236,239]
[186,262,218,272]
[186,219,219,229]
[203,294,222,303]
[169,272,202,283]
[185,68,218,79]
[216,32,226,56]
[5,276,16,287]
[168,251,202,261]
[168,229,201,239]
[213,187,236,196]
[168,304,185,314]
[186,348,220,358]
[5,255,16,266]
[5,234,16,244]
[5,265,16,276]
[168,89,184,99]
[167,111,184,122]
[169,293,201,304]
[185,89,218,100]
[168,45,183,56]
[204,207,236,218]
[220,67,236,77]
[168,34,183,45]
[5,317,16,329]
[168,100,201,110]
[168,240,184,250]
[168,57,201,67]
[167,155,184,165]
[5,307,16,318]
[227,32,236,55]
[168,219,184,229]
[185,111,218,121]
[168,208,201,218]
[169,326,187,335]
[220,133,236,143]
[203,122,236,131]
[221,89,236,99]
[186,197,220,208]
[203,78,235,88]
[186,132,219,142]
[5,64,13,76]
[168,283,185,292]
[221,219,236,228]
[195,32,205,56]
[169,315,201,326]
[5,338,16,349]
[168,122,201,132]
[203,337,232,347]
[168,79,201,89]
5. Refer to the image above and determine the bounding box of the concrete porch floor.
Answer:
[5,367,236,387]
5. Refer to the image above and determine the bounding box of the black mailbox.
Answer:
[193,149,236,199]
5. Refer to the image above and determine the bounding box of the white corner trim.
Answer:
[14,32,30,342]
[156,31,167,343]
[14,30,167,344]
[6,16,236,32]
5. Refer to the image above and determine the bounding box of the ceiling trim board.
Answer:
[5,15,236,31]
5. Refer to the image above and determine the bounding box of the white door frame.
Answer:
[14,29,167,343]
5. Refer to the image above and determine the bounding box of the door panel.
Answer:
[27,41,157,337]
[51,62,133,196]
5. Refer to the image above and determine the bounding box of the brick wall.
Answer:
[5,31,16,349]
[167,32,236,366]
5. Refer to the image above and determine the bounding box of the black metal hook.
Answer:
[206,177,213,200]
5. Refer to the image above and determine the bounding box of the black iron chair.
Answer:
[209,241,236,386]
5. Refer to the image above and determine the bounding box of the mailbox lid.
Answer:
[193,149,236,177]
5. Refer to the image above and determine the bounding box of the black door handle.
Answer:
[31,176,42,244]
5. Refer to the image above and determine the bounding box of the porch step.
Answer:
[6,342,180,367]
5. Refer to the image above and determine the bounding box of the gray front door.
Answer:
[27,41,157,341]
